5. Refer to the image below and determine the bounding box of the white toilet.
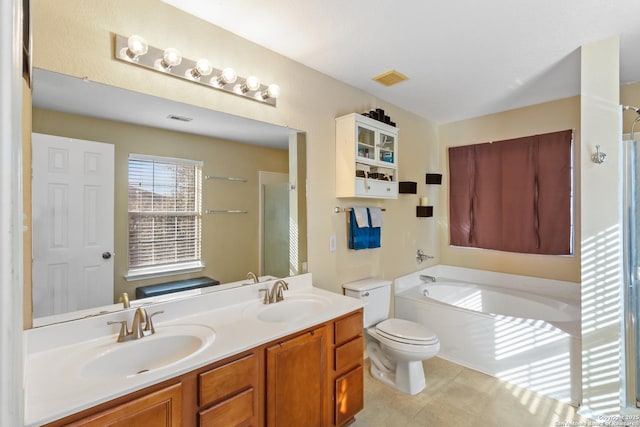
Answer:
[343,278,439,395]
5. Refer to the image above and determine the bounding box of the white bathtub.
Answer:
[394,265,582,406]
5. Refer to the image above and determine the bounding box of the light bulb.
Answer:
[219,67,237,85]
[125,35,148,59]
[242,75,261,93]
[262,83,280,99]
[191,58,213,78]
[161,48,182,69]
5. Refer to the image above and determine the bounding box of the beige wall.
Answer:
[28,1,638,305]
[30,0,440,298]
[32,108,288,299]
[438,97,581,282]
[622,81,640,133]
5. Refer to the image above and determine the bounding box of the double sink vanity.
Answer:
[24,273,364,426]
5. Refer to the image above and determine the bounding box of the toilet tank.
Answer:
[342,278,391,328]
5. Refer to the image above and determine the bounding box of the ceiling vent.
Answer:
[167,114,193,122]
[372,70,409,87]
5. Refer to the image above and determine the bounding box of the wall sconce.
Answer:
[115,34,279,106]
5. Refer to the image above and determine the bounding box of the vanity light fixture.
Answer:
[262,84,280,100]
[123,35,148,61]
[189,58,213,80]
[114,34,279,106]
[159,48,182,70]
[213,67,238,87]
[241,75,261,93]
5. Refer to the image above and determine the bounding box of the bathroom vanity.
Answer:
[24,274,364,427]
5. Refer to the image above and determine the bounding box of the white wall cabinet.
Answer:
[336,113,399,199]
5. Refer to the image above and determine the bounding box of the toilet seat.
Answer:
[375,319,439,346]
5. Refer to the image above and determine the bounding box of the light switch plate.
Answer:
[329,235,337,252]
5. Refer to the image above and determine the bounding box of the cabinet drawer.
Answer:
[199,387,254,427]
[335,365,364,426]
[354,178,397,199]
[199,353,256,407]
[335,311,363,345]
[335,336,363,372]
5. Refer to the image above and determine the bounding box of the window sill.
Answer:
[125,261,204,281]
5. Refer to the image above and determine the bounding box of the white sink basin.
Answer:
[254,294,331,323]
[78,324,215,379]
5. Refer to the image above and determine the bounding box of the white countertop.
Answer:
[23,273,363,426]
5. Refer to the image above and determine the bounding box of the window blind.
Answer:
[128,155,202,270]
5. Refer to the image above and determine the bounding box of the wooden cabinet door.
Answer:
[335,365,364,426]
[266,326,326,427]
[65,383,182,427]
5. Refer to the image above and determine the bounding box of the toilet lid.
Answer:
[376,319,439,345]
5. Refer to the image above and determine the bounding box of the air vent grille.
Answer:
[372,70,409,87]
[167,114,193,122]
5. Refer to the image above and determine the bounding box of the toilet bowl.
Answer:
[343,279,440,395]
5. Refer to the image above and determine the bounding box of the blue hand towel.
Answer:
[368,208,381,248]
[349,209,369,250]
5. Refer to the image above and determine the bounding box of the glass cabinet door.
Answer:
[378,131,396,165]
[356,125,375,161]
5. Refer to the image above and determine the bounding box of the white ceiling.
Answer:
[162,0,640,124]
[32,69,297,149]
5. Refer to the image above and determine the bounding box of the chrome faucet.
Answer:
[416,249,434,264]
[420,274,437,283]
[107,307,164,342]
[270,279,289,303]
[259,279,289,304]
[247,272,259,284]
[118,292,130,309]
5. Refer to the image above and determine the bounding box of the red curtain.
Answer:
[448,129,572,255]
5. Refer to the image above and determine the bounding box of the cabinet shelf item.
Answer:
[398,181,417,194]
[336,113,399,199]
[425,173,442,185]
[416,206,433,217]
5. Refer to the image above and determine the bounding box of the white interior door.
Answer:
[32,133,114,318]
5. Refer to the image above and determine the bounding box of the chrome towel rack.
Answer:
[334,207,386,213]
[205,209,248,214]
[205,175,248,182]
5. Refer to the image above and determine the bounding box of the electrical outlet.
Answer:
[329,235,337,252]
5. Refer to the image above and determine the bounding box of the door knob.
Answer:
[102,251,112,260]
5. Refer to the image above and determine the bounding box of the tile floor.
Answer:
[352,357,593,427]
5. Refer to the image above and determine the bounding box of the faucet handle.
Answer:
[107,320,130,342]
[259,288,270,304]
[144,310,164,334]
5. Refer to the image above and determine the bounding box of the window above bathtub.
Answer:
[448,129,573,255]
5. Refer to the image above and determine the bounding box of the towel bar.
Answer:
[334,207,386,213]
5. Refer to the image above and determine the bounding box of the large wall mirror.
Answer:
[30,68,307,327]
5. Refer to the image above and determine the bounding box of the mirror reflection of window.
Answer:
[127,154,203,279]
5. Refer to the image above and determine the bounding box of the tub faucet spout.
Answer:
[420,274,436,283]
